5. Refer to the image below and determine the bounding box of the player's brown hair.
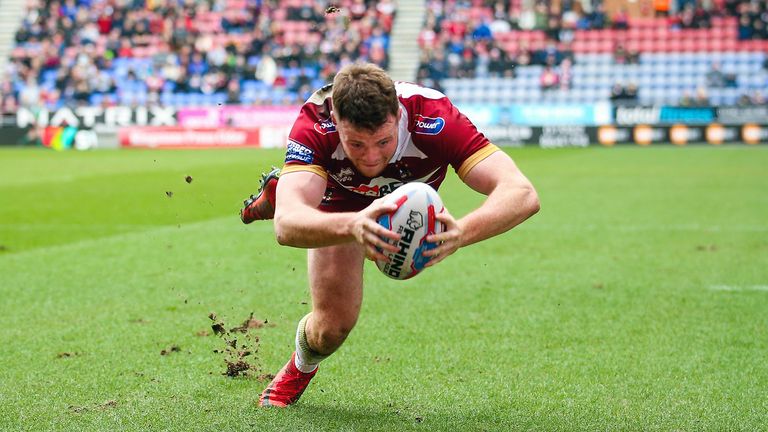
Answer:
[332,63,399,131]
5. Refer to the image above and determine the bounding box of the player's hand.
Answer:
[423,209,462,267]
[349,199,401,262]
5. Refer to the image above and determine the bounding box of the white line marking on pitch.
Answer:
[709,285,768,292]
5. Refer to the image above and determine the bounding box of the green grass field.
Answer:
[1,146,767,431]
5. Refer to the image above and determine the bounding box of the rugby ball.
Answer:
[375,182,445,280]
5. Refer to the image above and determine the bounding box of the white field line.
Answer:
[709,285,768,292]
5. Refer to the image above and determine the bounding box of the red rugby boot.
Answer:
[240,167,280,223]
[259,352,318,407]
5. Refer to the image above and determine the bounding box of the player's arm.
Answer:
[273,170,400,259]
[424,151,539,265]
[457,150,540,245]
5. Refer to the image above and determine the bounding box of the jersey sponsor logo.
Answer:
[331,167,354,183]
[313,119,337,135]
[340,168,441,197]
[413,115,445,135]
[348,180,404,197]
[286,140,314,164]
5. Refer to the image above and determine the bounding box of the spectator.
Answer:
[588,3,607,29]
[545,15,562,41]
[751,90,765,105]
[471,18,493,41]
[610,83,627,102]
[610,82,639,106]
[752,18,767,40]
[418,12,439,48]
[738,14,753,40]
[627,49,640,64]
[736,93,752,106]
[613,43,629,64]
[654,0,671,17]
[540,65,559,91]
[679,89,706,106]
[533,42,561,66]
[415,65,444,93]
[559,58,573,90]
[225,80,241,104]
[490,2,513,33]
[612,8,629,30]
[533,2,549,30]
[458,47,477,78]
[256,53,278,86]
[487,46,516,78]
[706,62,726,87]
[428,48,450,82]
[18,77,41,108]
[692,3,712,28]
[694,86,710,106]
[513,40,533,66]
[624,82,639,102]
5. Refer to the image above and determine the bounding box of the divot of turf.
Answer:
[208,312,270,377]
[160,345,181,356]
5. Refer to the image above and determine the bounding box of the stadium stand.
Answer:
[2,0,766,112]
[418,0,768,107]
[0,0,397,111]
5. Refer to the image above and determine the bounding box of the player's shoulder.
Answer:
[396,81,456,121]
[291,84,338,141]
[287,84,339,165]
[298,83,334,125]
[395,81,450,114]
[395,82,460,139]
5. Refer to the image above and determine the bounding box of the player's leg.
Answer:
[240,167,280,223]
[259,242,365,407]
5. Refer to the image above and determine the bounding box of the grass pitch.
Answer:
[1,145,767,431]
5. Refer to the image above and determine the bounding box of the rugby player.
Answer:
[240,63,540,407]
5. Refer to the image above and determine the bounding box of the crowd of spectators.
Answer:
[417,0,767,103]
[612,43,639,65]
[1,0,396,111]
[735,1,768,40]
[609,82,638,105]
[2,0,765,111]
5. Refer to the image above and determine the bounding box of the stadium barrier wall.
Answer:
[1,104,765,149]
[482,124,768,146]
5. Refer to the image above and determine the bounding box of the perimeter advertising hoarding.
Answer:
[117,125,292,148]
[716,106,768,125]
[595,124,766,145]
[613,106,766,125]
[0,125,98,149]
[119,127,262,148]
[460,103,613,127]
[176,106,300,128]
[14,106,177,129]
[8,106,302,130]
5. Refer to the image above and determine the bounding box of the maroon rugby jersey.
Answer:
[281,81,499,212]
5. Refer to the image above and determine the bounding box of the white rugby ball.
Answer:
[375,182,445,280]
